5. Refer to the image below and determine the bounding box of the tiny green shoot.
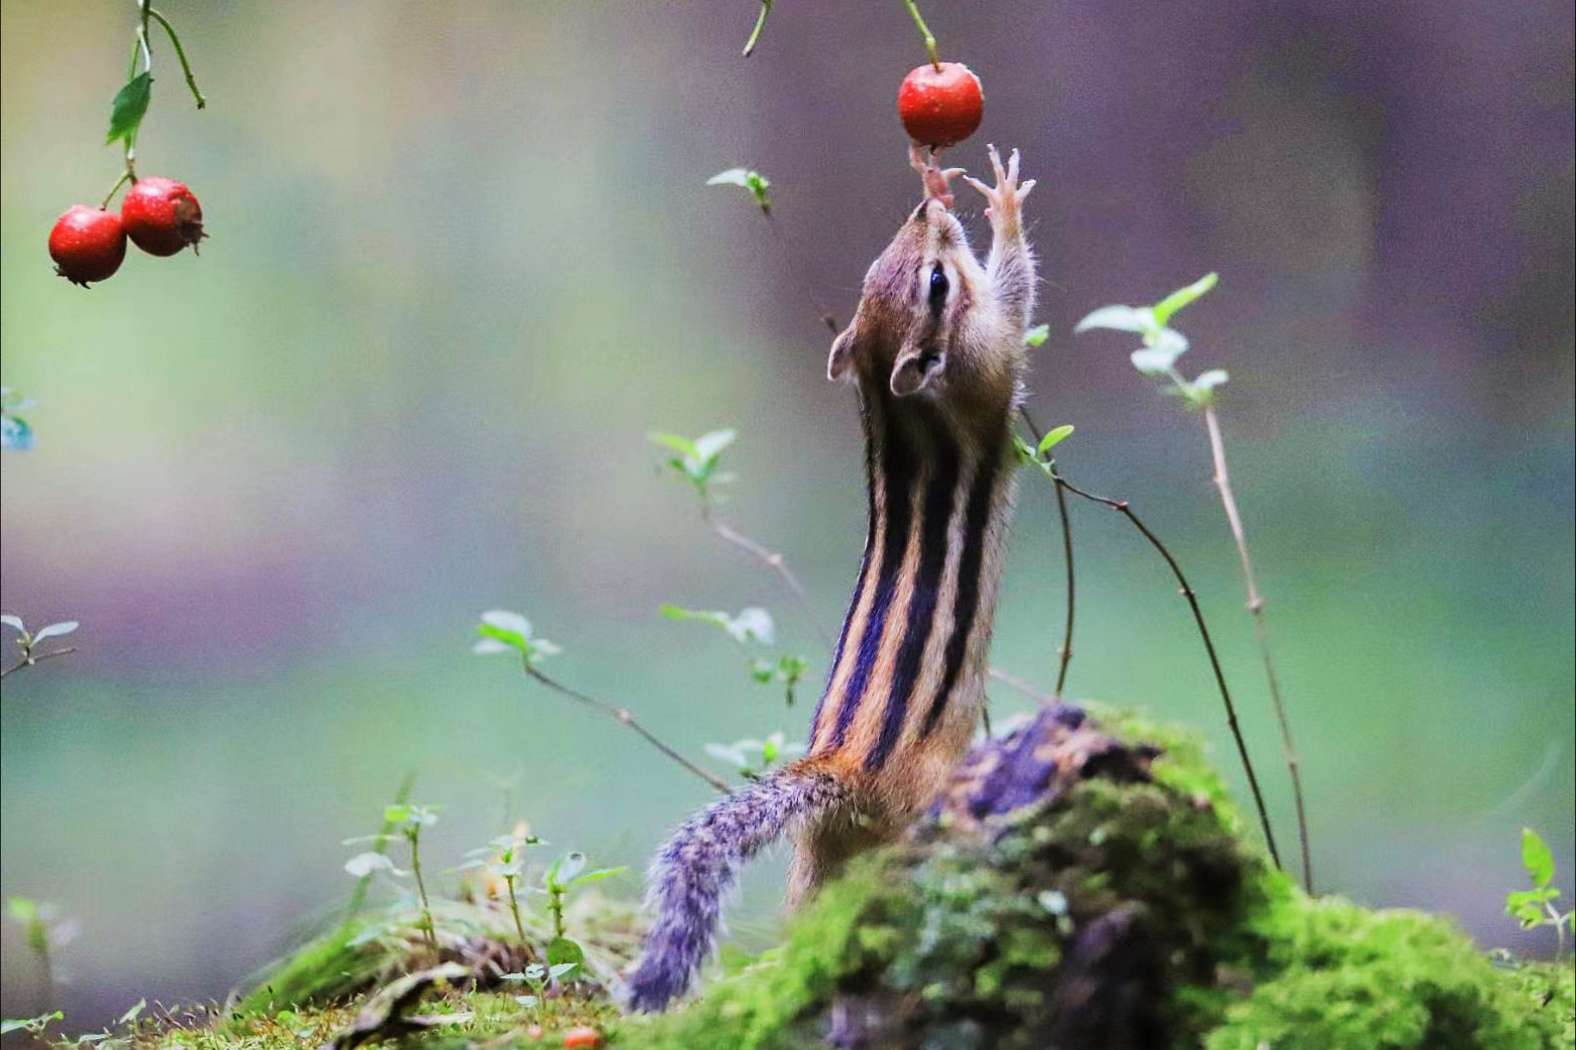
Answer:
[1506,827,1573,956]
[0,615,80,680]
[540,851,626,967]
[707,169,772,215]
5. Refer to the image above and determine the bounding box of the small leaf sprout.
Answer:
[1,615,80,680]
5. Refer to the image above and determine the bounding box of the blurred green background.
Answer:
[2,0,1572,1027]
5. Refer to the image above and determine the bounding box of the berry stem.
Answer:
[741,0,772,58]
[146,8,206,109]
[901,0,942,71]
[100,169,133,210]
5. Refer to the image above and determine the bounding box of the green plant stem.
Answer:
[1203,406,1311,894]
[700,503,832,648]
[145,8,205,108]
[523,665,731,794]
[1046,468,1283,872]
[100,170,134,210]
[408,832,439,955]
[741,0,772,57]
[344,772,416,924]
[901,0,942,69]
[505,876,528,944]
[549,888,565,940]
[1020,408,1077,695]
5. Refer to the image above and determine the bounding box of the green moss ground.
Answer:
[71,706,1573,1050]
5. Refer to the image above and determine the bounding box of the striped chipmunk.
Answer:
[624,143,1037,1012]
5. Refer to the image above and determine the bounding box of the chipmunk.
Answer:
[624,143,1037,1012]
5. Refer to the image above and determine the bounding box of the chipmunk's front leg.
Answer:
[964,145,1037,331]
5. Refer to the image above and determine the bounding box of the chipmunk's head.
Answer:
[827,197,1021,415]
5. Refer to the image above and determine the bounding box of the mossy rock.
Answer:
[129,703,1571,1050]
[627,704,1573,1050]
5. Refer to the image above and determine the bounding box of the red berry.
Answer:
[561,1028,601,1049]
[897,62,984,148]
[48,206,128,286]
[121,177,205,257]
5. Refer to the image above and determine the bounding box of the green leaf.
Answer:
[1522,827,1556,889]
[546,937,586,970]
[106,73,153,146]
[647,432,698,459]
[1011,433,1040,467]
[7,897,38,923]
[117,1000,147,1026]
[1151,272,1218,328]
[1037,425,1075,455]
[547,962,579,982]
[692,428,737,467]
[556,851,588,884]
[571,866,627,888]
[1192,369,1229,392]
[1131,346,1184,376]
[1074,304,1153,335]
[707,168,771,213]
[1,1012,63,1036]
[1023,324,1050,348]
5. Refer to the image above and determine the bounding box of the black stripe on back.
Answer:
[865,412,960,770]
[831,395,919,748]
[920,437,1002,739]
[809,393,879,746]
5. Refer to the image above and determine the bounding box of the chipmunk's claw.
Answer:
[965,144,1034,224]
[908,143,964,209]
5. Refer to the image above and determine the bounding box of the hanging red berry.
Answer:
[897,62,984,148]
[48,205,128,286]
[121,177,205,257]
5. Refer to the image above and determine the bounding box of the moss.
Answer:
[1206,897,1576,1050]
[117,704,1573,1050]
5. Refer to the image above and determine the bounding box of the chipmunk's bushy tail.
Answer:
[623,765,849,1012]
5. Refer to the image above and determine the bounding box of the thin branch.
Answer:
[1048,468,1283,871]
[524,665,731,794]
[1204,406,1311,893]
[988,666,1055,706]
[762,212,840,336]
[701,503,833,648]
[0,647,78,681]
[1020,408,1076,695]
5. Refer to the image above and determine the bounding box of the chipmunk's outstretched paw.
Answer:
[962,144,1035,228]
[908,143,965,209]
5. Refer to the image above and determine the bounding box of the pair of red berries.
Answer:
[48,177,205,287]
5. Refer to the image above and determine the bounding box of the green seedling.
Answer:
[1506,827,1573,956]
[502,961,579,1024]
[539,852,626,971]
[458,829,545,944]
[345,803,442,955]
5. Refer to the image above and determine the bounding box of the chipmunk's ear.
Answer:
[827,324,860,382]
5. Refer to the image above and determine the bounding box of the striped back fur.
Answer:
[623,767,850,1012]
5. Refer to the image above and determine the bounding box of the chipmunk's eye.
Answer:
[928,263,949,310]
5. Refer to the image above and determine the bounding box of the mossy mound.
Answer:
[115,703,1570,1050]
[629,704,1572,1050]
